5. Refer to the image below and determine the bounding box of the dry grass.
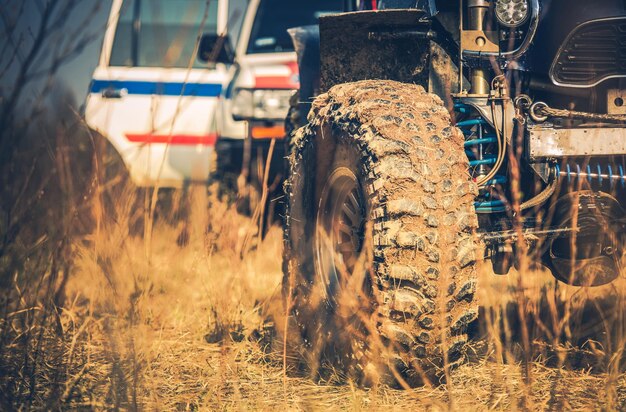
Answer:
[1,179,623,410]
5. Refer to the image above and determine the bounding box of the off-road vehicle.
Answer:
[282,0,626,386]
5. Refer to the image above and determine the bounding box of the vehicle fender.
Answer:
[318,10,431,91]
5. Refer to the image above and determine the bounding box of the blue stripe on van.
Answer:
[90,80,222,97]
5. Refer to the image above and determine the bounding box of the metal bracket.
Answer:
[460,30,500,54]
[608,89,626,115]
[456,96,516,143]
[527,125,626,161]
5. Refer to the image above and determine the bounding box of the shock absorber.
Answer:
[455,102,508,213]
[557,162,626,188]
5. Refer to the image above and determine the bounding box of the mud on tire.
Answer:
[283,80,480,387]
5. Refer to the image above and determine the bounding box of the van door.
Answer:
[85,0,230,187]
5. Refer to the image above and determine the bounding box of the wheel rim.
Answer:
[315,167,366,304]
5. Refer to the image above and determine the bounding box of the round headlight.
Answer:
[495,0,529,27]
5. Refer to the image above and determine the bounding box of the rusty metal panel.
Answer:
[528,126,626,160]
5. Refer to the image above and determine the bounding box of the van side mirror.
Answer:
[198,33,235,65]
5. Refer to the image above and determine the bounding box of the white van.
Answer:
[85,0,241,188]
[85,0,339,188]
[214,0,343,179]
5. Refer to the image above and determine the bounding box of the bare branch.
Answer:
[0,0,60,153]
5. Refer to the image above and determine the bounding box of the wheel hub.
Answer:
[315,167,366,303]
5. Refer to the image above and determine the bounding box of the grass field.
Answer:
[1,179,624,410]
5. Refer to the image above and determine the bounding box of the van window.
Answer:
[110,0,219,68]
[247,0,341,54]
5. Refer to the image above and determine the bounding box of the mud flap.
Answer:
[288,25,321,129]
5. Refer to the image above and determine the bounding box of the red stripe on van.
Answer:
[254,76,297,89]
[126,133,218,146]
[255,62,300,89]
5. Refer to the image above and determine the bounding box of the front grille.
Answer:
[551,17,626,87]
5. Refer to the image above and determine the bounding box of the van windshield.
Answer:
[247,0,341,54]
[110,0,218,68]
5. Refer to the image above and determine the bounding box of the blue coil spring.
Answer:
[455,103,507,214]
[556,163,626,187]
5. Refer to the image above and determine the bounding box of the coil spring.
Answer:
[455,102,507,214]
[556,163,626,187]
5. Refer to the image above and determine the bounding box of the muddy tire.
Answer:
[283,80,480,386]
